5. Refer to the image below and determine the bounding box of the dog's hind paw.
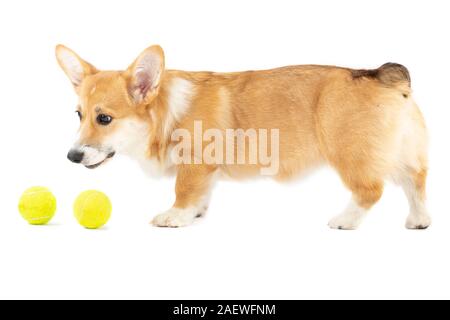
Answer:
[151,207,197,228]
[405,213,431,230]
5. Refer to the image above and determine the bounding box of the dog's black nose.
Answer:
[67,150,84,163]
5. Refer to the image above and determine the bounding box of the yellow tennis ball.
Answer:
[73,190,112,229]
[18,186,57,225]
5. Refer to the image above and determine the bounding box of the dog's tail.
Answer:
[352,63,411,93]
[377,63,411,88]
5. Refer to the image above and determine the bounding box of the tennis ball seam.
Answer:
[28,216,52,221]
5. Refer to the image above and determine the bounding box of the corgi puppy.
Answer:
[56,44,431,230]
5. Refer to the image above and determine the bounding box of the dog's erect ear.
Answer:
[127,45,165,104]
[55,45,97,90]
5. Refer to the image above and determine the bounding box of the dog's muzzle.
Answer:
[67,147,115,169]
[84,151,116,169]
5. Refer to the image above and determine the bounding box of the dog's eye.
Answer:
[76,111,82,121]
[97,114,113,126]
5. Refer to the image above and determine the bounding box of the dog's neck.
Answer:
[137,72,196,174]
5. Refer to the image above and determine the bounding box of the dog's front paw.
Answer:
[151,207,197,228]
[328,214,359,230]
[328,212,365,230]
[328,201,368,230]
[406,213,431,230]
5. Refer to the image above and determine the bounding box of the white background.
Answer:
[0,0,449,300]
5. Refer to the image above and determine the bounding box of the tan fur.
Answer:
[56,44,430,229]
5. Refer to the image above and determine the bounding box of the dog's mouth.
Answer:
[85,152,116,169]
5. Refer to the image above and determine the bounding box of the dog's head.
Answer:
[56,45,165,168]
